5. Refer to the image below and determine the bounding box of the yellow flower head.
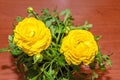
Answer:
[60,30,98,65]
[14,17,51,56]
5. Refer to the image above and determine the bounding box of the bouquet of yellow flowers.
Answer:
[0,7,112,80]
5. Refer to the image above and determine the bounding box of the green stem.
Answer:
[56,20,62,44]
[56,32,61,44]
[32,12,39,19]
[35,55,59,78]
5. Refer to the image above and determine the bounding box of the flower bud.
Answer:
[33,53,43,64]
[27,7,33,13]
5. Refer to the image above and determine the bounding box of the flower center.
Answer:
[29,31,35,37]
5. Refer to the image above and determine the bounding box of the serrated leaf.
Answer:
[8,42,16,48]
[102,55,112,67]
[102,55,110,60]
[106,60,112,67]
[10,47,22,56]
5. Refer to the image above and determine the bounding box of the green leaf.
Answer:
[10,47,22,56]
[0,48,9,53]
[44,70,55,80]
[91,71,98,80]
[16,16,23,22]
[8,35,22,56]
[99,63,105,71]
[57,55,65,67]
[8,35,13,42]
[46,19,53,27]
[71,21,93,30]
[60,9,72,25]
[95,51,106,71]
[79,21,93,30]
[60,9,70,16]
[41,8,50,15]
[94,35,102,41]
[102,55,112,67]
[82,24,92,30]
[106,60,112,67]
[84,21,93,29]
[8,35,15,48]
[95,51,102,63]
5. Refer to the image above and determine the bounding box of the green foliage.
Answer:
[33,54,43,64]
[70,20,93,31]
[8,35,22,56]
[95,51,112,71]
[0,48,9,53]
[94,35,102,41]
[91,70,98,80]
[0,7,112,80]
[16,16,24,22]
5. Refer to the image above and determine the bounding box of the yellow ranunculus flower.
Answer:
[60,30,98,65]
[14,17,51,56]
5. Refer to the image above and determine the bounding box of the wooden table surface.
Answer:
[0,0,120,80]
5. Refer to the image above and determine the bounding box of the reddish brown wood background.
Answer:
[0,0,120,80]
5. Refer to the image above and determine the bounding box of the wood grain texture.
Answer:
[0,0,120,80]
